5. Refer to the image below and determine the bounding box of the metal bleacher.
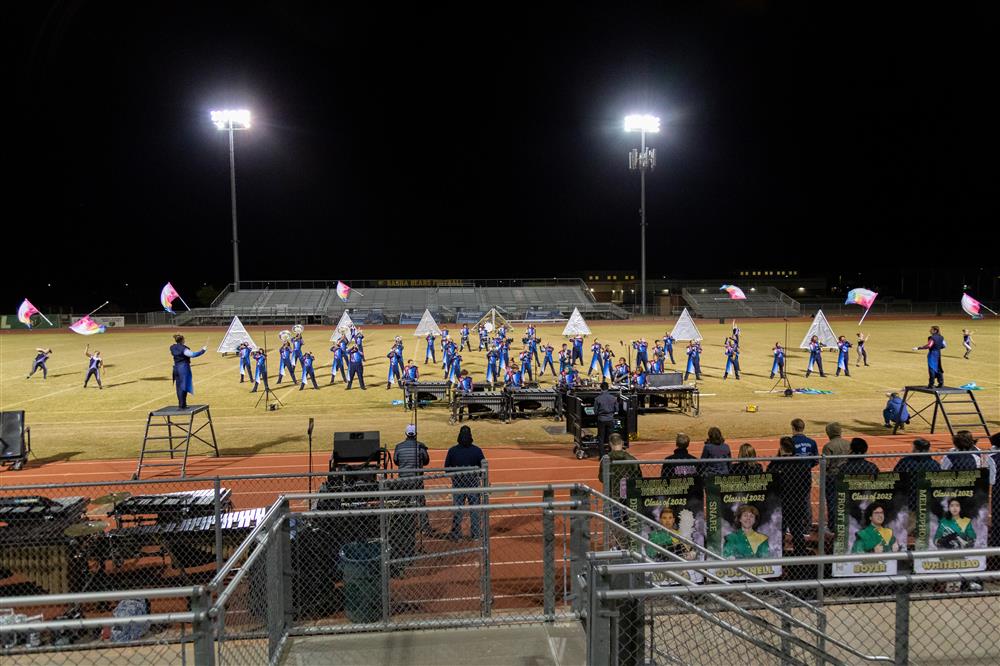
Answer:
[181,279,628,325]
[681,286,800,318]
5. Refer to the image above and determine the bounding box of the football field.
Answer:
[0,316,996,463]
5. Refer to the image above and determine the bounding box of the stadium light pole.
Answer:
[625,114,660,315]
[211,109,251,292]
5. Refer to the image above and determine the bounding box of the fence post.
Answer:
[569,486,592,615]
[213,477,224,575]
[480,463,493,618]
[586,556,613,666]
[601,455,612,549]
[379,479,392,624]
[191,586,216,666]
[894,582,911,665]
[543,488,556,620]
[266,500,292,662]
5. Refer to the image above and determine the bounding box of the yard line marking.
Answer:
[127,365,239,411]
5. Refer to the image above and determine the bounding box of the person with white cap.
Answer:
[394,424,432,533]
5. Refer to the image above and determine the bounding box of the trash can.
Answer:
[339,540,382,623]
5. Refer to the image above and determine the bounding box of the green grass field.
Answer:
[1,316,996,462]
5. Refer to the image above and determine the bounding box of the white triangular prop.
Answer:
[669,308,703,341]
[561,307,592,336]
[799,309,838,349]
[330,311,355,342]
[413,309,443,336]
[476,308,512,334]
[217,316,257,353]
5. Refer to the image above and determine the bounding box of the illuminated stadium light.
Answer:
[624,114,660,133]
[211,109,251,130]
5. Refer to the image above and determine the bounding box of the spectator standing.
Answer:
[659,434,698,478]
[940,430,987,471]
[444,426,486,540]
[790,419,819,467]
[700,427,731,477]
[821,423,851,528]
[767,437,813,557]
[731,443,764,476]
[593,382,619,446]
[893,438,941,530]
[839,438,880,476]
[393,424,432,534]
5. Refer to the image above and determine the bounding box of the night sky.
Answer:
[9,2,998,310]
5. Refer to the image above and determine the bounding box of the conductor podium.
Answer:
[133,405,219,479]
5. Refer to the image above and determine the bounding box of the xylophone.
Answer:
[0,496,89,594]
[402,381,452,409]
[508,388,562,419]
[452,390,509,423]
[634,385,700,416]
[113,488,233,527]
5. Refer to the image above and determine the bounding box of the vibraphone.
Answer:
[113,488,233,527]
[634,385,700,416]
[452,390,509,423]
[0,496,89,594]
[508,388,562,419]
[402,381,452,409]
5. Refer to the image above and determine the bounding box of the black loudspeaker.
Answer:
[646,372,684,388]
[1,411,28,468]
[332,431,380,464]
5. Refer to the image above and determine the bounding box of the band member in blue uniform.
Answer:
[663,333,676,364]
[447,351,463,384]
[499,337,510,371]
[540,343,556,376]
[346,345,366,390]
[914,326,946,388]
[633,368,647,388]
[291,331,304,367]
[519,349,533,382]
[649,353,664,374]
[504,363,523,388]
[770,342,786,379]
[572,335,585,365]
[525,324,536,341]
[477,325,488,351]
[441,337,454,373]
[601,344,615,381]
[170,334,206,408]
[424,332,436,364]
[485,346,498,385]
[403,359,419,382]
[962,329,974,359]
[355,329,366,355]
[588,340,603,377]
[723,337,741,380]
[250,349,269,393]
[439,328,450,363]
[731,323,741,346]
[558,343,571,374]
[613,358,630,385]
[528,336,541,370]
[684,341,702,381]
[277,341,297,384]
[805,335,826,378]
[237,342,253,383]
[84,347,103,389]
[300,351,319,390]
[856,332,869,367]
[27,348,53,380]
[330,338,348,385]
[835,336,852,377]
[632,338,649,372]
[460,325,471,352]
[387,345,403,389]
[454,369,475,421]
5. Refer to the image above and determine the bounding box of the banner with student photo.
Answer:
[913,469,989,575]
[705,473,782,580]
[832,472,909,577]
[626,476,705,584]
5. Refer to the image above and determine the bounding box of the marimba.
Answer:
[113,488,233,527]
[634,385,700,416]
[0,496,89,594]
[452,391,509,423]
[508,388,562,419]
[402,381,452,409]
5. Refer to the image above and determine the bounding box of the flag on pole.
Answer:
[69,315,106,336]
[845,288,878,324]
[336,281,351,302]
[18,299,41,328]
[161,282,182,313]
[961,293,984,318]
[720,285,747,300]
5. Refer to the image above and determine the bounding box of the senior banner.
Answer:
[913,469,989,574]
[626,476,705,584]
[832,472,909,577]
[705,473,782,579]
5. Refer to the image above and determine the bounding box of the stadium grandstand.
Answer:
[680,285,801,319]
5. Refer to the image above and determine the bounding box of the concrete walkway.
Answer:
[278,622,587,666]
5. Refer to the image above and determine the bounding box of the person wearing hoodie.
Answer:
[444,426,486,539]
[700,427,731,477]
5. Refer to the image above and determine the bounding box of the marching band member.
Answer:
[330,338,348,385]
[403,359,419,382]
[613,357,630,385]
[458,369,473,393]
[84,347,103,389]
[250,348,269,393]
[460,324,471,352]
[684,341,702,381]
[440,328,450,364]
[572,334,585,366]
[723,337,741,380]
[649,352,664,374]
[835,336,852,377]
[540,342,556,376]
[528,336,541,370]
[277,341,297,384]
[447,351,464,384]
[499,337,511,371]
[300,351,319,390]
[485,345,498,385]
[387,344,403,389]
[26,348,52,380]
[237,342,253,383]
[601,344,615,381]
[770,342,786,379]
[805,335,826,378]
[425,331,436,364]
[291,330,304,367]
[441,337,454,374]
[962,329,974,359]
[504,363,523,389]
[525,324,536,341]
[170,334,206,408]
[632,338,649,372]
[346,344,366,390]
[558,343,571,374]
[731,322,741,346]
[356,328,366,355]
[633,367,647,388]
[913,325,946,389]
[519,349,533,382]
[588,339,603,377]
[663,333,676,364]
[856,332,870,367]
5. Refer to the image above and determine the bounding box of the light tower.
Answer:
[211,109,251,292]
[625,113,659,315]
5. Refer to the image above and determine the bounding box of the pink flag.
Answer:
[720,285,747,300]
[846,288,878,325]
[69,315,106,336]
[161,282,181,313]
[336,280,351,302]
[961,293,982,318]
[17,299,40,328]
